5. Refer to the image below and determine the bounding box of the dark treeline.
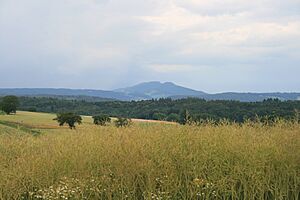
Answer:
[13,96,300,123]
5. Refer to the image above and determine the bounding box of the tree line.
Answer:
[3,96,299,124]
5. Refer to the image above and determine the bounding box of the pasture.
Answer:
[0,112,299,199]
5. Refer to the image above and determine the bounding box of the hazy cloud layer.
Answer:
[0,0,299,92]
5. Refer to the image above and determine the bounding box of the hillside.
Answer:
[0,88,133,101]
[115,81,206,99]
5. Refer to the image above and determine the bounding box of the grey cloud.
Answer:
[0,0,299,92]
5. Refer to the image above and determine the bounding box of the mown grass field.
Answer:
[0,111,299,199]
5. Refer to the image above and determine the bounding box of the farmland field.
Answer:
[0,112,299,199]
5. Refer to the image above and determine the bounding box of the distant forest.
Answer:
[12,97,300,123]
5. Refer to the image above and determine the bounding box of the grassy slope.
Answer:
[0,111,94,126]
[0,112,299,199]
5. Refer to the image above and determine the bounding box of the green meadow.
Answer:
[0,112,299,199]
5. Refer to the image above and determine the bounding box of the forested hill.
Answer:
[15,97,300,123]
[1,82,300,101]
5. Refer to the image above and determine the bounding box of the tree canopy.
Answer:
[16,96,300,123]
[0,95,19,114]
[93,115,111,126]
[53,113,82,129]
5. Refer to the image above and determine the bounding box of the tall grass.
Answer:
[0,120,299,199]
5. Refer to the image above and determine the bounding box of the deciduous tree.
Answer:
[54,113,82,129]
[0,95,19,114]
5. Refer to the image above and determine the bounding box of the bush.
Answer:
[53,113,82,129]
[115,117,132,128]
[92,115,111,126]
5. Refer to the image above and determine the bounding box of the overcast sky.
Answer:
[0,0,299,93]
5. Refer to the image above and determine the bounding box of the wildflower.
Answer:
[193,178,205,186]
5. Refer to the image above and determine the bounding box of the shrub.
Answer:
[53,113,82,129]
[92,115,111,126]
[115,117,132,128]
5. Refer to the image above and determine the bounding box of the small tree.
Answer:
[53,113,82,129]
[93,114,111,126]
[0,95,19,114]
[115,117,132,128]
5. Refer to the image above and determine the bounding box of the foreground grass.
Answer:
[0,112,299,199]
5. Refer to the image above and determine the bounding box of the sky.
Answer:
[0,0,299,93]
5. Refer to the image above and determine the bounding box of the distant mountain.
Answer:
[204,92,300,102]
[0,82,299,102]
[171,93,300,102]
[115,82,300,101]
[115,81,207,99]
[0,88,134,101]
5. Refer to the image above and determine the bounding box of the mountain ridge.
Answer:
[0,82,299,102]
[115,81,206,99]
